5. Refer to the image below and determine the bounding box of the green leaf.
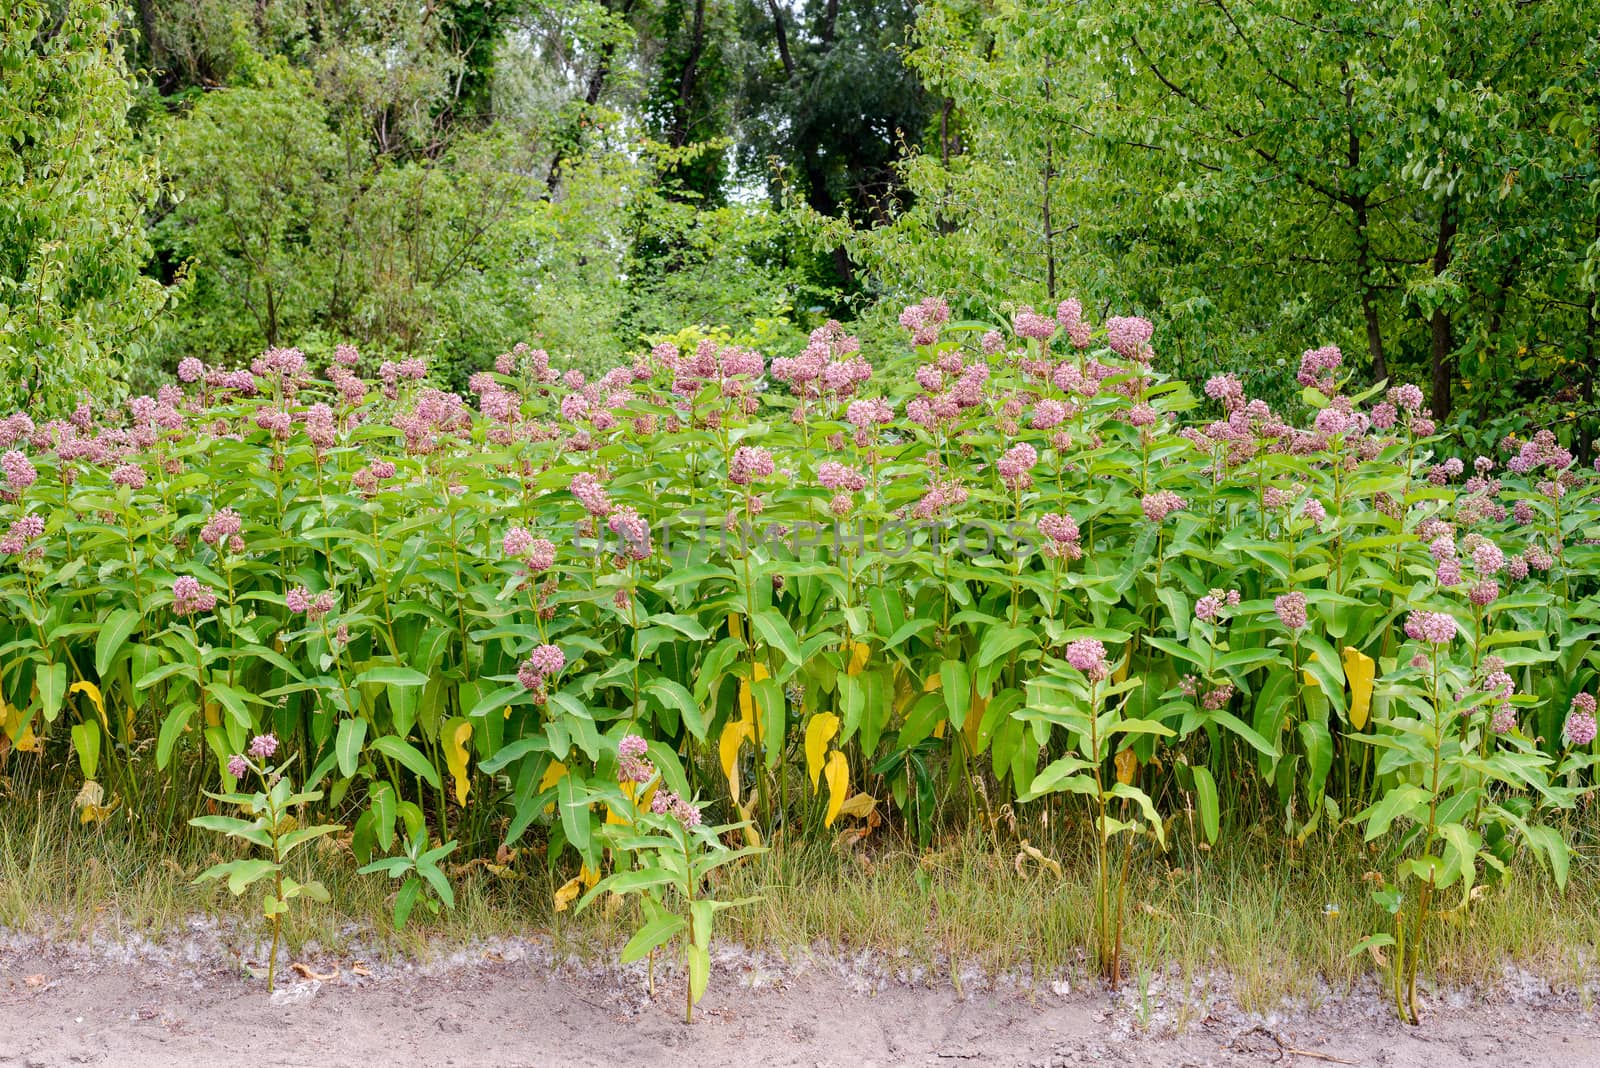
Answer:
[370,735,442,789]
[94,609,141,678]
[619,913,688,964]
[336,717,367,778]
[356,665,429,687]
[207,682,255,730]
[1192,765,1220,844]
[157,702,195,769]
[558,770,590,854]
[940,660,971,728]
[751,610,803,667]
[645,677,706,740]
[39,661,66,722]
[71,720,100,781]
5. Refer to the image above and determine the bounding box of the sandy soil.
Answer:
[1,929,1596,1067]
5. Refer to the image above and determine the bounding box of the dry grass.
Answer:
[2,790,1597,1013]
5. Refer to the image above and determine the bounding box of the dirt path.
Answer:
[1,934,1596,1067]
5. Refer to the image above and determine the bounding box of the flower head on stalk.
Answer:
[1274,592,1308,631]
[173,576,218,616]
[518,644,566,699]
[1404,610,1457,645]
[1065,638,1110,681]
[286,585,335,622]
[649,788,703,828]
[1565,694,1598,746]
[1038,512,1081,560]
[617,734,656,785]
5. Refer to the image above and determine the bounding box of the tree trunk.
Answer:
[1352,195,1386,383]
[1428,200,1458,420]
[1042,67,1056,302]
[1581,305,1596,469]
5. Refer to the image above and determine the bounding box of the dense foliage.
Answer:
[2,308,1597,1011]
[4,0,1597,447]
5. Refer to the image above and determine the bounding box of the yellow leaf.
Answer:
[539,760,567,792]
[823,750,849,827]
[445,719,473,806]
[923,673,942,692]
[539,760,566,816]
[1302,650,1319,690]
[934,718,946,739]
[736,797,763,847]
[579,862,600,889]
[1342,646,1376,731]
[846,642,871,677]
[728,612,743,641]
[964,690,987,749]
[68,681,107,727]
[1114,747,1138,786]
[1112,649,1132,684]
[553,875,582,913]
[720,720,750,802]
[836,792,877,819]
[804,713,840,793]
[736,662,771,727]
[15,724,40,753]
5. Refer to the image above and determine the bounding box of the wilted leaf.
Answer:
[823,750,849,827]
[1015,839,1062,878]
[68,681,106,726]
[837,792,877,819]
[553,875,582,912]
[804,712,840,793]
[720,720,750,801]
[846,641,871,676]
[444,718,473,805]
[1114,747,1138,785]
[1342,646,1376,730]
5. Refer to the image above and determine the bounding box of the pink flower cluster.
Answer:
[617,733,656,785]
[2,450,37,493]
[570,472,613,516]
[1297,345,1343,393]
[351,459,399,495]
[1274,592,1307,631]
[0,514,44,555]
[649,788,703,828]
[1105,316,1154,361]
[1141,490,1187,523]
[173,576,218,616]
[1194,588,1241,622]
[1566,694,1598,746]
[817,462,867,493]
[1056,299,1092,349]
[200,508,244,553]
[1404,610,1457,645]
[900,297,952,347]
[1012,305,1056,342]
[286,585,335,621]
[504,527,557,572]
[997,442,1037,489]
[606,506,653,561]
[1065,638,1110,680]
[1038,512,1081,559]
[1506,429,1574,475]
[517,644,566,691]
[729,446,775,485]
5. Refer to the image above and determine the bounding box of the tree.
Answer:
[0,0,168,411]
